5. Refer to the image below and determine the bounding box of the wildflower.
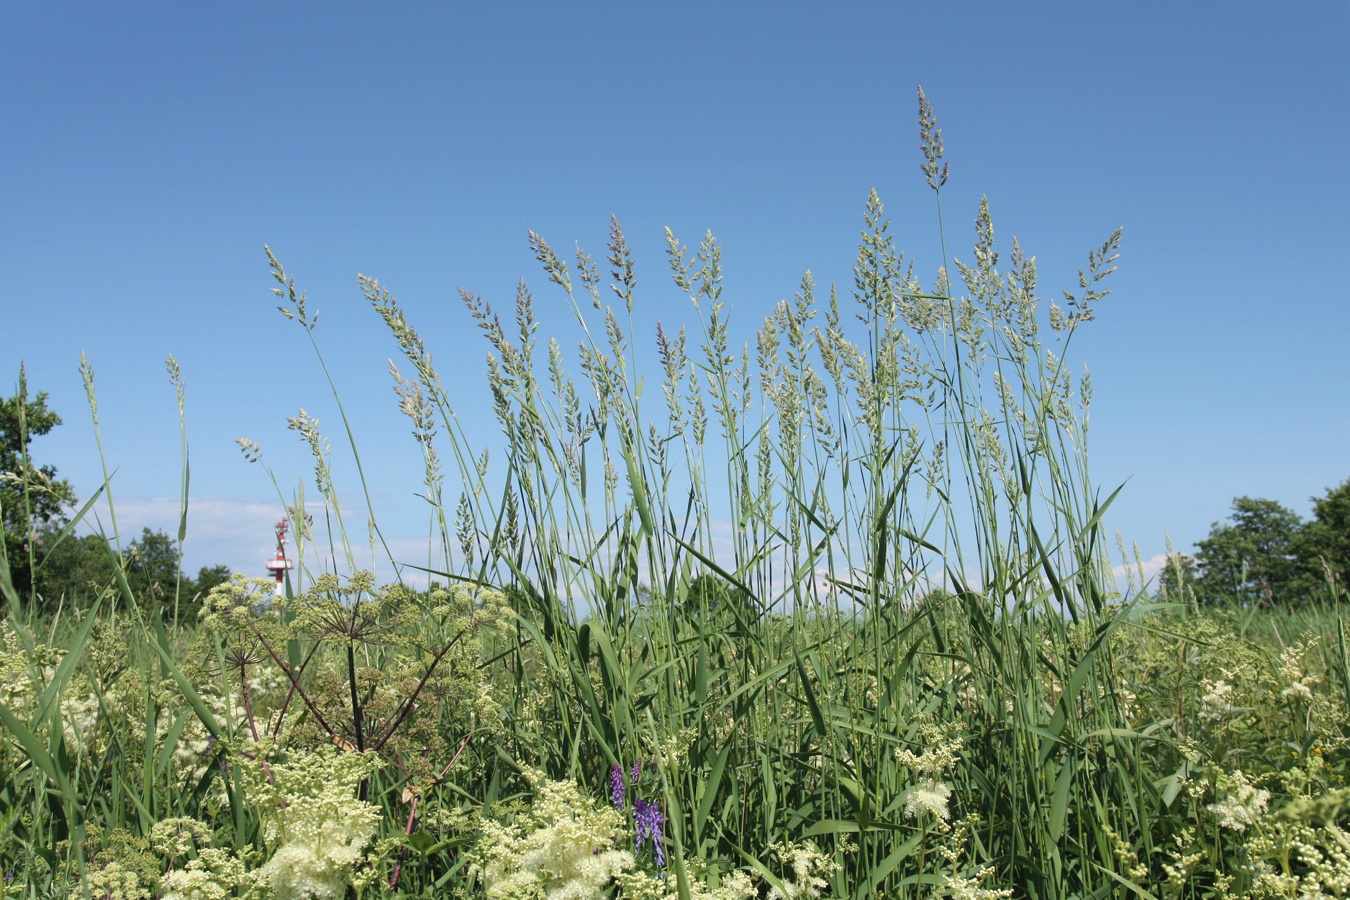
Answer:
[81,861,149,900]
[472,772,633,898]
[765,840,839,900]
[611,764,626,809]
[904,779,953,821]
[895,723,963,779]
[158,848,252,900]
[249,747,384,899]
[944,866,1013,900]
[633,797,666,868]
[896,724,960,822]
[1198,678,1235,721]
[1278,637,1321,702]
[1207,771,1270,832]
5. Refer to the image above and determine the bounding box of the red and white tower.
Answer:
[264,518,294,597]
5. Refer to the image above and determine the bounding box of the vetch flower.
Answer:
[633,797,666,868]
[611,764,626,809]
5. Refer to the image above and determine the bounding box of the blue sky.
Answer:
[3,2,1347,586]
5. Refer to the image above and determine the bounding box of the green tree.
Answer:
[193,563,233,599]
[31,526,118,612]
[30,526,233,619]
[124,527,219,621]
[1,375,77,601]
[1194,496,1313,606]
[1299,477,1350,598]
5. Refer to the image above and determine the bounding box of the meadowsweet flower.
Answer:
[943,866,1013,900]
[634,797,666,868]
[1207,770,1270,832]
[613,867,758,899]
[158,848,252,900]
[472,771,633,898]
[897,723,961,822]
[249,747,384,899]
[904,779,953,821]
[895,723,963,779]
[1279,636,1321,702]
[1198,678,1235,721]
[150,817,214,861]
[765,840,839,900]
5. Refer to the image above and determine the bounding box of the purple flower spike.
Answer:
[610,764,626,809]
[633,797,666,869]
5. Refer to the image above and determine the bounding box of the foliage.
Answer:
[1156,550,1199,603]
[28,525,230,621]
[0,372,77,600]
[1194,496,1316,606]
[1185,479,1350,608]
[1303,478,1350,597]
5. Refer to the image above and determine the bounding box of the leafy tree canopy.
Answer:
[1194,496,1315,606]
[1,376,77,599]
[34,525,233,621]
[1300,477,1350,597]
[2,374,233,619]
[1154,551,1199,603]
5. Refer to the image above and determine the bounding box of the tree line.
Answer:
[2,381,231,621]
[1157,483,1350,607]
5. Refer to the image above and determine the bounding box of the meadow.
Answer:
[3,91,1349,900]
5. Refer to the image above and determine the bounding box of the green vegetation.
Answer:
[3,89,1349,899]
[1,376,76,600]
[1158,483,1350,608]
[1,376,232,622]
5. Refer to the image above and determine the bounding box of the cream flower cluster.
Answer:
[765,839,840,900]
[250,746,384,899]
[896,723,963,822]
[904,780,954,822]
[1279,638,1321,702]
[472,771,633,899]
[1207,770,1271,832]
